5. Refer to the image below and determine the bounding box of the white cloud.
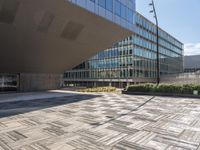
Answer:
[184,42,200,56]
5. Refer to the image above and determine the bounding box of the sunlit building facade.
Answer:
[64,12,184,87]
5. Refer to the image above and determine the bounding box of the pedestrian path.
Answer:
[0,92,200,150]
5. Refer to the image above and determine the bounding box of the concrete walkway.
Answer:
[0,92,200,149]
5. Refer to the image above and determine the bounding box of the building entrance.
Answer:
[0,74,18,92]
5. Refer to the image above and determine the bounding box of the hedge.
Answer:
[126,84,200,95]
[78,86,117,92]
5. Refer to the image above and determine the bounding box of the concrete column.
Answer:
[18,73,63,92]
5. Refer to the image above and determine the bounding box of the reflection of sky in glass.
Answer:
[67,0,136,32]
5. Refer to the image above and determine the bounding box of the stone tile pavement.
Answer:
[0,92,200,150]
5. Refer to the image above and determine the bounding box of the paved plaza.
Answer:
[0,91,200,150]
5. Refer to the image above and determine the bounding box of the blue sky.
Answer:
[136,0,200,56]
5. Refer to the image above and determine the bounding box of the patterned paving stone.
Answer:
[0,92,200,150]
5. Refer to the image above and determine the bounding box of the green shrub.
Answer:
[155,84,182,94]
[78,86,117,93]
[181,84,194,94]
[127,84,154,92]
[193,84,200,92]
[127,84,200,95]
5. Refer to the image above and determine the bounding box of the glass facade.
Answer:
[64,12,183,86]
[66,0,136,31]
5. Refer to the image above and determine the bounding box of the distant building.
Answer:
[64,12,184,88]
[184,55,200,73]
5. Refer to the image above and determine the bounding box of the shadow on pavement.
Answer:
[0,93,101,118]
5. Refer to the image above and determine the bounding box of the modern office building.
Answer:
[0,0,135,91]
[64,12,184,88]
[184,55,200,73]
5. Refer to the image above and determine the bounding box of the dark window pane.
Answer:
[121,4,126,19]
[127,8,133,23]
[98,0,106,8]
[106,0,113,12]
[115,0,121,16]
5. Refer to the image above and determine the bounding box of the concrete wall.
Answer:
[0,0,132,74]
[161,72,200,84]
[18,73,63,92]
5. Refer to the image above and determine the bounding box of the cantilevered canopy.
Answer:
[0,0,132,73]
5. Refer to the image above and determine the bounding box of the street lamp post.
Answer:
[149,0,160,85]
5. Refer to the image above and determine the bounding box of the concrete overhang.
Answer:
[0,0,133,73]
